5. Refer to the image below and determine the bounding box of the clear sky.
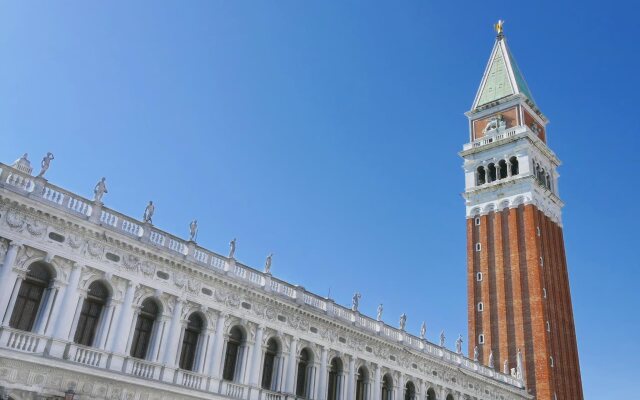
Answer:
[1,1,638,397]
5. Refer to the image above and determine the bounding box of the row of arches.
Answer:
[533,161,553,191]
[476,156,519,186]
[4,261,455,400]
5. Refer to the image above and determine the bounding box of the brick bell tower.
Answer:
[460,22,583,400]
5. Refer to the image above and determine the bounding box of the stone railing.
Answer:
[462,125,529,151]
[0,162,525,390]
[0,327,47,354]
[65,343,107,368]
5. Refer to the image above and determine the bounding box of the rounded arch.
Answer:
[296,347,314,398]
[476,166,486,185]
[327,356,344,400]
[9,260,56,332]
[498,159,508,179]
[261,336,282,390]
[509,156,519,176]
[222,324,247,382]
[178,312,205,371]
[381,373,394,400]
[356,365,370,400]
[426,387,437,400]
[130,297,161,360]
[74,280,110,346]
[445,394,454,400]
[404,380,416,400]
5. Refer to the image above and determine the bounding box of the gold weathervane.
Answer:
[494,19,505,36]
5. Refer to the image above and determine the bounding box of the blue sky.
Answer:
[1,1,638,397]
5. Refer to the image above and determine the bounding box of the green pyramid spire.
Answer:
[473,34,536,110]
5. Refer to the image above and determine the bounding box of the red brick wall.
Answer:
[467,204,583,400]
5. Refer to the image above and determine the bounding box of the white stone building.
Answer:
[0,154,530,400]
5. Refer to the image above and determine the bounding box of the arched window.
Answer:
[487,163,497,182]
[381,374,393,400]
[223,326,245,381]
[546,173,552,191]
[476,166,486,185]
[327,357,343,400]
[9,262,53,332]
[356,366,369,400]
[296,348,313,398]
[509,156,519,176]
[130,298,160,360]
[179,313,204,371]
[262,338,280,390]
[74,281,109,346]
[498,160,508,179]
[404,381,416,400]
[446,394,454,400]
[426,388,436,400]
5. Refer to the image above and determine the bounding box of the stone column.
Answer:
[208,312,227,379]
[285,337,299,394]
[1,275,23,326]
[36,281,59,335]
[347,356,356,400]
[196,328,214,374]
[373,364,381,400]
[0,242,22,324]
[317,347,328,400]
[48,263,83,345]
[107,280,136,371]
[161,298,184,365]
[248,324,265,386]
[96,301,116,349]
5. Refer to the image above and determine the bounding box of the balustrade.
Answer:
[67,344,105,368]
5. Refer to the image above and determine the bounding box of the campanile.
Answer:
[460,22,583,400]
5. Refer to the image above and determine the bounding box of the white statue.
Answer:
[376,304,383,321]
[399,313,407,331]
[143,201,154,224]
[420,322,426,339]
[189,219,198,241]
[488,350,494,369]
[37,152,54,178]
[439,330,445,347]
[264,253,273,274]
[473,346,479,361]
[455,334,463,354]
[351,292,361,312]
[93,177,108,203]
[229,238,236,259]
[516,348,524,380]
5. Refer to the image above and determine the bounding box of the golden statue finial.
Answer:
[494,19,505,36]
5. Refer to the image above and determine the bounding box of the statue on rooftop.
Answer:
[399,313,407,331]
[189,219,198,242]
[420,321,426,339]
[351,292,361,312]
[94,177,108,203]
[488,350,494,369]
[229,238,236,259]
[265,253,273,274]
[143,201,154,224]
[439,330,445,347]
[376,304,383,321]
[455,334,463,354]
[36,152,54,178]
[473,346,479,362]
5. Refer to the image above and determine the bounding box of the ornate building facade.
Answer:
[0,152,528,399]
[461,28,583,400]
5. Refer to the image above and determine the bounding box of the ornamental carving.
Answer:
[86,240,104,259]
[67,233,83,249]
[25,217,46,236]
[139,261,156,278]
[122,254,140,272]
[5,208,25,230]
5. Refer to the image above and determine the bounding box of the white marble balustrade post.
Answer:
[347,356,356,400]
[248,324,265,386]
[208,312,227,379]
[317,347,328,400]
[0,242,21,324]
[285,337,298,394]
